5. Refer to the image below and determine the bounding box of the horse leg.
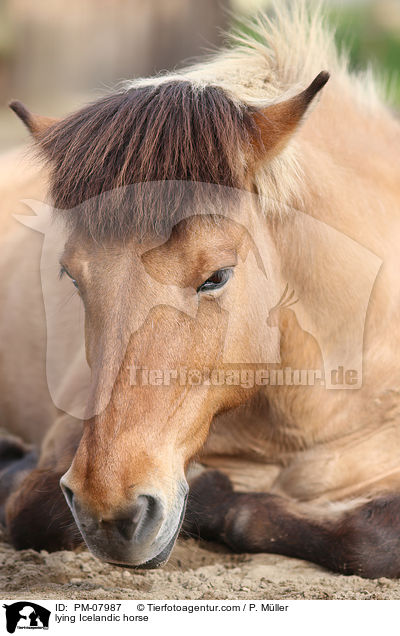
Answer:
[3,416,84,551]
[184,470,400,578]
[5,468,82,551]
[0,435,37,525]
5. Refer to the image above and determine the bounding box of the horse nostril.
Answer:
[114,495,162,542]
[115,517,136,541]
[61,483,74,510]
[114,496,147,541]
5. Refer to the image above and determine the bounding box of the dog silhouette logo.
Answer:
[3,602,50,633]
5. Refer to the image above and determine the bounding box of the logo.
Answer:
[3,602,50,634]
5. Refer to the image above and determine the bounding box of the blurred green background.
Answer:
[0,0,399,150]
[327,0,400,104]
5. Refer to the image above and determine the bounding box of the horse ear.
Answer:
[8,100,58,139]
[251,71,329,160]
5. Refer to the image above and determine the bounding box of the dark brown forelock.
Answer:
[37,81,259,240]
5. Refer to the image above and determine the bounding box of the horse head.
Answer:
[10,73,329,567]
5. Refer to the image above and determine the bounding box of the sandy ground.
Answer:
[1,528,400,600]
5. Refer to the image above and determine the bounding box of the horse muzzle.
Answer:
[59,478,188,567]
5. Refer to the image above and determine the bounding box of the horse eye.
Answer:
[59,266,79,290]
[197,268,233,293]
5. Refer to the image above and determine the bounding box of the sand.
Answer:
[1,528,400,600]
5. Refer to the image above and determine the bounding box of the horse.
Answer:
[2,2,400,578]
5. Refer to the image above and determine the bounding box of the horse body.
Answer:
[0,149,56,443]
[2,4,400,576]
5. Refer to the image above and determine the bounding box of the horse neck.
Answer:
[295,81,400,335]
[258,81,400,429]
[297,80,400,253]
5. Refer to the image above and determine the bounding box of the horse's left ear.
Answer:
[251,71,329,160]
[8,100,58,139]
